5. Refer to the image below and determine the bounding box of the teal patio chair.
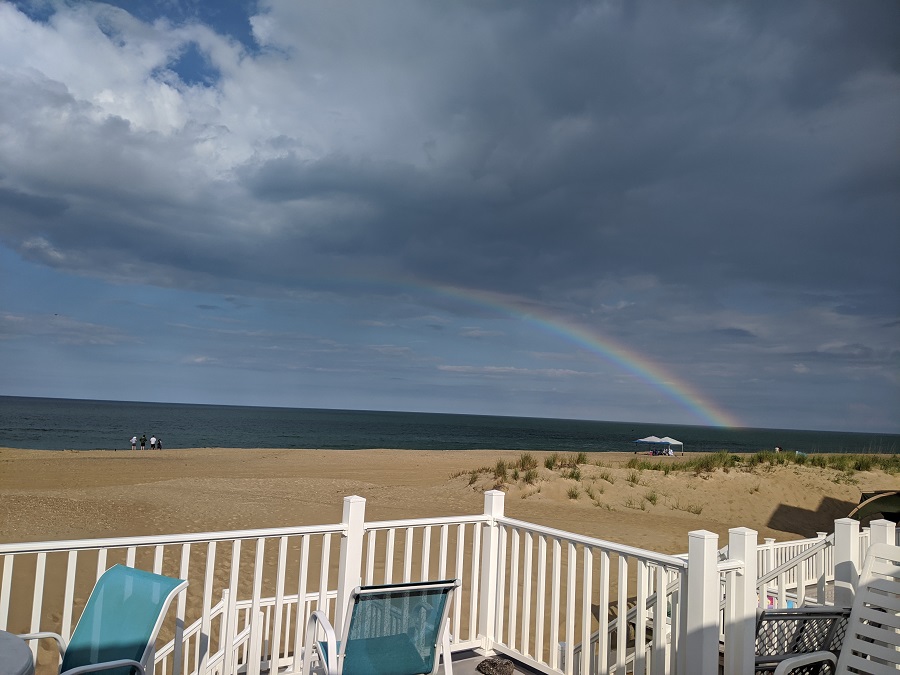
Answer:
[20,564,188,675]
[303,579,460,675]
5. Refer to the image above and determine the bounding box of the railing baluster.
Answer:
[468,522,481,641]
[521,531,533,658]
[507,528,520,651]
[495,525,507,644]
[61,550,77,642]
[222,539,241,675]
[292,534,310,674]
[615,555,627,673]
[652,564,667,675]
[796,556,807,606]
[579,546,592,675]
[154,544,164,574]
[438,524,448,580]
[29,552,46,661]
[816,543,826,603]
[403,527,414,582]
[126,546,136,567]
[597,550,609,675]
[365,530,376,585]
[173,543,190,675]
[96,548,107,581]
[535,535,547,663]
[384,529,395,584]
[634,559,648,675]
[0,554,13,630]
[564,541,576,675]
[270,536,287,672]
[247,538,265,675]
[549,537,561,671]
[453,524,464,641]
[421,525,432,581]
[199,540,216,675]
[318,533,331,613]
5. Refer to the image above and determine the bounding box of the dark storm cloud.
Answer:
[218,0,897,306]
[0,186,68,219]
[1,0,895,305]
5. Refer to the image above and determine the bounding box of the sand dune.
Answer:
[2,447,896,553]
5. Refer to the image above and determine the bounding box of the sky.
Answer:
[0,0,898,434]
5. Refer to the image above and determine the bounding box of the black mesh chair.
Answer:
[754,606,850,675]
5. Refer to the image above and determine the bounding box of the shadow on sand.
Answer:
[767,496,858,537]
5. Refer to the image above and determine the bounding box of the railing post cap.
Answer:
[344,495,366,504]
[835,517,858,526]
[483,489,505,517]
[728,526,757,536]
[688,529,718,540]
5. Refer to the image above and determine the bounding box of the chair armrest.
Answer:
[755,606,850,657]
[772,651,836,675]
[18,631,67,660]
[303,610,337,675]
[61,659,144,675]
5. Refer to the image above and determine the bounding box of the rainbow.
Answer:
[399,281,741,428]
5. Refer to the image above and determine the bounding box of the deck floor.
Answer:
[447,650,543,675]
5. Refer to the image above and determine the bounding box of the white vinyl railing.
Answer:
[0,523,346,675]
[494,517,687,675]
[0,493,895,675]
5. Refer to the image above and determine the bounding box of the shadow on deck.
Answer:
[447,650,544,675]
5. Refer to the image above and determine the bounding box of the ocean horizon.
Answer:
[0,395,897,454]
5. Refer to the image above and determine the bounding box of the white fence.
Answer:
[0,492,895,675]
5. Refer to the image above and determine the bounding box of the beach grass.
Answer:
[624,450,899,475]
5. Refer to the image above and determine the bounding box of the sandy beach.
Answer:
[2,447,896,553]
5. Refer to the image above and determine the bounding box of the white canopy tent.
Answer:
[659,437,684,452]
[633,435,684,455]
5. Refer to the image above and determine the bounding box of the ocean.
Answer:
[0,395,896,454]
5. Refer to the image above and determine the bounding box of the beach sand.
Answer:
[2,447,896,552]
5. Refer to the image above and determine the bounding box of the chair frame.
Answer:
[753,606,850,673]
[303,578,460,675]
[771,543,900,675]
[19,564,188,675]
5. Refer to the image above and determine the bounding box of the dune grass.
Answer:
[625,450,898,475]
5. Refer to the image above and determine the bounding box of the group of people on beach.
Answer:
[130,434,162,450]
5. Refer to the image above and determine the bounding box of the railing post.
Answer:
[833,517,859,608]
[335,495,367,635]
[763,538,775,574]
[869,519,896,547]
[724,527,757,675]
[684,530,719,675]
[478,490,505,650]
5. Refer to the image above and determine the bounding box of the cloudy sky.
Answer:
[1,0,898,433]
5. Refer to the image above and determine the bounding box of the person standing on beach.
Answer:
[156,437,162,450]
[131,435,137,451]
[150,435,157,450]
[140,434,146,450]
